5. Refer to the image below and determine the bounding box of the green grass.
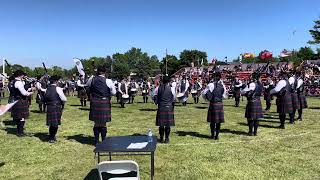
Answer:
[0,96,320,180]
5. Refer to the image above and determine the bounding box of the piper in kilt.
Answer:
[263,76,274,112]
[10,70,33,137]
[44,75,67,143]
[155,75,176,143]
[270,71,293,129]
[232,77,242,107]
[35,76,47,113]
[296,71,308,121]
[87,66,116,145]
[204,71,227,140]
[77,75,87,107]
[288,72,300,124]
[241,72,264,136]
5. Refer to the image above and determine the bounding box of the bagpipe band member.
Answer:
[203,72,227,140]
[177,76,189,106]
[118,79,129,108]
[263,76,274,112]
[10,70,33,137]
[191,78,202,104]
[36,76,47,113]
[0,79,5,98]
[233,77,242,107]
[22,73,33,106]
[77,75,87,107]
[141,78,151,103]
[296,71,308,121]
[288,72,299,124]
[155,75,176,143]
[44,75,67,143]
[128,79,138,104]
[113,80,120,103]
[86,66,116,145]
[241,72,263,136]
[270,72,293,129]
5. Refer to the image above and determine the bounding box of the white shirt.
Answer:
[14,78,31,96]
[203,80,228,99]
[86,75,116,95]
[297,78,303,89]
[235,80,243,87]
[77,79,85,87]
[241,82,256,93]
[153,85,176,98]
[270,79,287,95]
[288,76,295,85]
[51,84,67,102]
[264,80,274,88]
[36,82,47,92]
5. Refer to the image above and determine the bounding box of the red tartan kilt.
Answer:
[89,97,111,127]
[298,93,308,109]
[78,89,87,99]
[156,106,175,126]
[46,104,62,126]
[207,102,224,123]
[291,92,300,110]
[245,98,263,120]
[276,94,293,114]
[11,99,29,119]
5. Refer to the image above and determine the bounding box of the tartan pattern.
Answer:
[207,102,224,123]
[234,90,241,99]
[245,98,264,120]
[36,91,45,104]
[46,103,62,126]
[276,93,293,115]
[264,92,273,102]
[298,93,308,109]
[11,99,29,119]
[89,97,111,127]
[156,106,175,126]
[291,92,300,110]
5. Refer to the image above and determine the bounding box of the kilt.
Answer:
[36,92,45,104]
[276,93,293,115]
[291,92,300,110]
[78,89,87,99]
[89,97,111,127]
[46,103,62,126]
[245,98,263,120]
[11,99,29,119]
[234,90,241,99]
[298,93,308,109]
[207,102,224,123]
[156,105,175,126]
[264,92,273,102]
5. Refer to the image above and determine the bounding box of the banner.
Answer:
[279,50,292,57]
[73,58,85,77]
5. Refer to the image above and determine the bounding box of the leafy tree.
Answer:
[179,50,208,67]
[297,46,315,60]
[160,55,180,76]
[308,19,320,44]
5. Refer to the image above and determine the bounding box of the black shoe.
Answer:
[279,125,285,129]
[248,132,253,136]
[253,132,257,136]
[164,138,170,144]
[210,135,214,139]
[158,138,164,143]
[214,136,219,140]
[49,139,55,143]
[289,121,295,124]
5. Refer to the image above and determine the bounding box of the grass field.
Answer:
[0,95,320,180]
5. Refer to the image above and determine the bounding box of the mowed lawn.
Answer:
[0,95,320,180]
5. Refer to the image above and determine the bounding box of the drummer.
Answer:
[128,79,138,104]
[191,78,202,104]
[178,75,189,106]
[118,79,129,108]
[141,77,151,103]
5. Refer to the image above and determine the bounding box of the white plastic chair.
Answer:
[97,160,140,180]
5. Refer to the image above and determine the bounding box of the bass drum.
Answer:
[177,92,188,103]
[121,94,130,104]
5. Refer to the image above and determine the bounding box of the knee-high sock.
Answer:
[266,101,271,110]
[16,119,22,134]
[289,111,295,123]
[84,100,87,106]
[80,100,84,106]
[298,109,303,119]
[215,123,221,138]
[49,126,58,140]
[165,126,171,140]
[101,127,107,141]
[210,123,215,137]
[279,114,286,127]
[253,120,259,135]
[159,126,164,140]
[39,104,43,112]
[93,127,100,144]
[248,120,254,134]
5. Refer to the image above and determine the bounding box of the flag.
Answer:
[73,58,85,77]
[280,49,292,57]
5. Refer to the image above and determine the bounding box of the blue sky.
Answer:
[0,0,319,68]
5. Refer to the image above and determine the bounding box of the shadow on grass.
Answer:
[262,116,279,120]
[66,134,95,145]
[84,168,100,180]
[259,119,279,123]
[33,132,49,142]
[0,162,5,168]
[194,106,207,109]
[308,107,320,109]
[131,133,146,136]
[175,131,211,139]
[79,108,90,111]
[220,129,248,135]
[3,120,15,126]
[30,110,44,114]
[4,127,17,135]
[258,124,280,129]
[139,108,157,112]
[69,104,83,107]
